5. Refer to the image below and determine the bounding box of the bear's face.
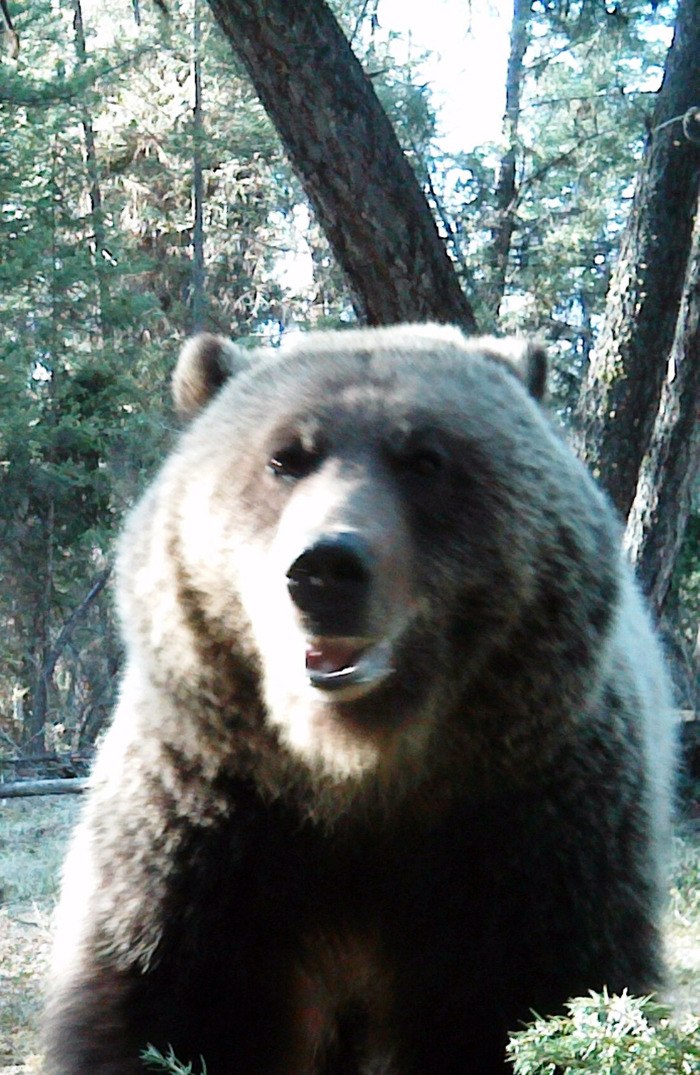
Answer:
[127,327,615,784]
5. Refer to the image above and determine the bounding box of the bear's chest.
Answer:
[284,927,397,1075]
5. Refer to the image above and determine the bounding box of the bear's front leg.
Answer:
[43,752,307,1075]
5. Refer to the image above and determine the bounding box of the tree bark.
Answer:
[191,0,207,331]
[206,0,476,331]
[624,192,700,617]
[573,0,700,519]
[24,502,55,756]
[485,0,530,324]
[72,0,111,339]
[0,0,19,58]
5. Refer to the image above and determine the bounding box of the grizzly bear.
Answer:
[44,325,675,1075]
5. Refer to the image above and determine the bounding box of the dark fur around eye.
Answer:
[400,447,445,477]
[267,442,319,481]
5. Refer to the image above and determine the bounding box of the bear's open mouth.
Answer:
[305,636,394,699]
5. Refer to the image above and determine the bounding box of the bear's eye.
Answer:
[267,442,318,481]
[398,446,446,478]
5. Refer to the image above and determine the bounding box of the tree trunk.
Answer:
[22,159,63,756]
[485,0,530,324]
[24,503,56,756]
[191,0,207,331]
[206,0,476,331]
[72,0,111,339]
[573,0,700,519]
[624,193,700,617]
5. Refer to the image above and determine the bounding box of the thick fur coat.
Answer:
[44,325,675,1075]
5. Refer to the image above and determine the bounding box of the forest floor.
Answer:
[0,796,698,1075]
[0,797,78,1075]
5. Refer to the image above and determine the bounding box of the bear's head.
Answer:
[119,326,619,791]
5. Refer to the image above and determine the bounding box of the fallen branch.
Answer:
[0,777,88,797]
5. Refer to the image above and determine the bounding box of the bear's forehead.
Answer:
[244,375,478,452]
[195,342,544,475]
[269,407,456,456]
[240,344,519,432]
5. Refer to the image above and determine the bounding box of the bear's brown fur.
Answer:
[44,325,675,1075]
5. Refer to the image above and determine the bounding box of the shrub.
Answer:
[507,990,700,1074]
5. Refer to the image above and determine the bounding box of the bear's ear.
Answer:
[480,338,548,401]
[172,333,250,419]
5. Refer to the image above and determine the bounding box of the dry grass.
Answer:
[665,827,700,1021]
[0,796,80,1075]
[0,797,697,1074]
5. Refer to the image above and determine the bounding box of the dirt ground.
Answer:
[0,796,78,1075]
[0,796,698,1074]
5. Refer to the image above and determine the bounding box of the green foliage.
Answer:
[507,991,700,1074]
[673,514,700,646]
[141,1044,208,1075]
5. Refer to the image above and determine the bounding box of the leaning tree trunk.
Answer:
[484,0,530,325]
[624,193,700,617]
[191,0,207,331]
[206,0,476,331]
[573,0,700,520]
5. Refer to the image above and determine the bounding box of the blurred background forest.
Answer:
[0,0,697,768]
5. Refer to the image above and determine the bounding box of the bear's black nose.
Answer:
[286,535,373,636]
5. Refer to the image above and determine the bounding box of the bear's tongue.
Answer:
[306,642,365,675]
